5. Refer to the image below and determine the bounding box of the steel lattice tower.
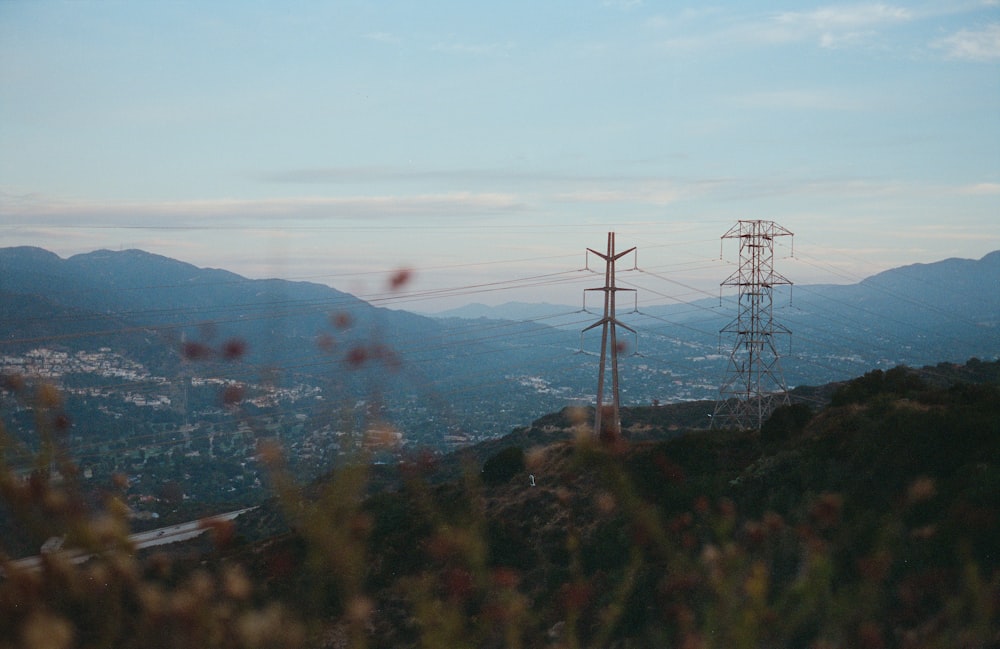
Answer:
[712,220,793,430]
[582,232,636,439]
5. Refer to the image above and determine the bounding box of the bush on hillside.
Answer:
[831,365,927,406]
[760,402,814,446]
[481,446,525,486]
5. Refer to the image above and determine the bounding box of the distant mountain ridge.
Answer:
[0,247,594,444]
[0,246,401,361]
[1,246,997,448]
[853,251,1000,321]
[428,251,1000,383]
[428,251,1000,327]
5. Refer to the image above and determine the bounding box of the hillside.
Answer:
[4,359,997,648]
[237,360,1000,647]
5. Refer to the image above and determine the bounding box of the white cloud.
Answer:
[553,186,682,206]
[0,192,527,226]
[933,23,1000,61]
[772,3,913,48]
[649,3,913,53]
[958,182,1000,195]
[256,166,664,187]
[774,4,912,30]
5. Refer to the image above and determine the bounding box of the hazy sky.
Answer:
[1,1,998,309]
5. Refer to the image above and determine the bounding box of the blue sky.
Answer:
[1,1,998,308]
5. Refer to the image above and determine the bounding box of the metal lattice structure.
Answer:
[712,220,793,430]
[582,232,636,439]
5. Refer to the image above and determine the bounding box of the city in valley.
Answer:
[1,343,661,514]
[1,346,353,512]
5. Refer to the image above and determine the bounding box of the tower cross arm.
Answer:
[587,246,636,262]
[769,271,793,286]
[610,319,637,334]
[612,246,637,262]
[581,318,611,333]
[585,286,638,293]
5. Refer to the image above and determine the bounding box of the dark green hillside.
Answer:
[2,360,998,648]
[230,360,1000,647]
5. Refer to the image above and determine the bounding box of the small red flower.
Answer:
[316,333,337,353]
[668,512,694,534]
[445,568,474,602]
[809,492,843,529]
[331,312,353,330]
[389,268,413,290]
[560,580,594,612]
[182,341,213,361]
[763,511,785,535]
[654,453,686,484]
[221,384,245,407]
[200,517,236,549]
[717,498,737,521]
[221,338,247,360]
[1,373,24,392]
[857,551,892,582]
[371,344,402,371]
[857,621,885,649]
[345,346,368,367]
[492,567,521,590]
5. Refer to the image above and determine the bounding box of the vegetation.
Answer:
[2,359,999,648]
[481,446,526,486]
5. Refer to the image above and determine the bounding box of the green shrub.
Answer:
[760,402,813,446]
[481,446,525,486]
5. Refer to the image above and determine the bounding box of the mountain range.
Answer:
[433,251,1000,376]
[1,246,998,449]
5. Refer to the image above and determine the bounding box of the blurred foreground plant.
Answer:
[2,354,998,648]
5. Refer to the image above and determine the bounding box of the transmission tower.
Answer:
[582,232,636,440]
[712,220,793,430]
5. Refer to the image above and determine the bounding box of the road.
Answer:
[4,507,258,574]
[129,507,257,550]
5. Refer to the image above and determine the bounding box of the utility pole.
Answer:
[713,220,793,430]
[582,232,636,440]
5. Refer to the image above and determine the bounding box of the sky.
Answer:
[1,1,998,310]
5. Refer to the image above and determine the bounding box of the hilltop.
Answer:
[219,358,999,647]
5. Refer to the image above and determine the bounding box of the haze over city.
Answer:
[2,1,998,308]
